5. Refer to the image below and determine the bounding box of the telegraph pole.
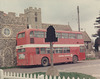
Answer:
[77,6,80,32]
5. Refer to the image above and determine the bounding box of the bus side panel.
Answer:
[17,53,27,66]
[25,48,34,65]
[55,39,70,44]
[53,53,72,63]
[71,47,85,61]
[69,39,78,44]
[70,47,79,60]
[33,54,50,65]
[17,38,26,45]
[34,38,45,44]
[79,51,86,61]
[53,53,64,63]
[27,52,34,65]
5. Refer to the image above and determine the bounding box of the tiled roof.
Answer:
[42,23,72,31]
[81,31,91,42]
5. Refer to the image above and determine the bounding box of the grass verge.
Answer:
[32,72,96,79]
[0,66,17,69]
[86,57,96,60]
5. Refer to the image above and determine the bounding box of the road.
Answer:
[3,59,100,79]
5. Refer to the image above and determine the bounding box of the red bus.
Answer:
[16,29,85,66]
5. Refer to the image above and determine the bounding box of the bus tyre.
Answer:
[41,57,49,67]
[72,56,78,64]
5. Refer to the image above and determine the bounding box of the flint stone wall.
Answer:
[0,24,26,67]
[0,39,16,67]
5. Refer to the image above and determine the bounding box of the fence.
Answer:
[0,69,92,79]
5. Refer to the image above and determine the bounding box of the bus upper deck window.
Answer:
[18,32,25,38]
[77,34,82,39]
[30,31,34,43]
[56,32,62,38]
[30,31,34,38]
[34,31,44,38]
[69,33,76,39]
[62,33,68,38]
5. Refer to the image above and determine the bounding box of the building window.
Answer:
[2,27,12,37]
[35,17,37,22]
[4,28,10,35]
[35,12,37,16]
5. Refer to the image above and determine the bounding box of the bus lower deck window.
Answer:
[55,48,63,53]
[40,48,46,54]
[63,47,70,53]
[80,46,85,52]
[36,48,40,54]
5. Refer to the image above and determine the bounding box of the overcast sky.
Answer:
[0,0,100,40]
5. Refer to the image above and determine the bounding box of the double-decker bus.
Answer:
[16,28,85,66]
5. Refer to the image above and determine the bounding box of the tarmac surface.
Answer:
[3,59,100,79]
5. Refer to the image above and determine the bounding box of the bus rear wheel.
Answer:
[41,57,49,67]
[72,56,78,64]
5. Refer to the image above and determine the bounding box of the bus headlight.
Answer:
[19,54,25,59]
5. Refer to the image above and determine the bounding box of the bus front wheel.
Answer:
[72,56,78,64]
[41,57,49,67]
